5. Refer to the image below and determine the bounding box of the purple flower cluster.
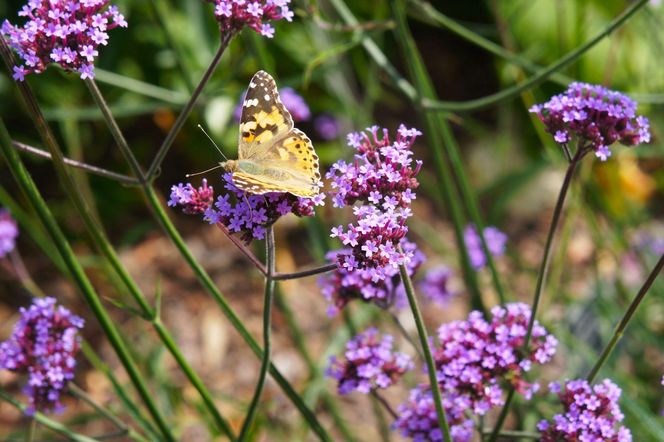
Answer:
[530,82,651,161]
[319,239,424,316]
[205,0,293,38]
[433,303,557,415]
[314,114,341,140]
[201,173,324,242]
[394,385,474,442]
[418,264,455,306]
[538,379,632,442]
[168,179,215,215]
[0,209,19,258]
[326,328,413,395]
[0,297,84,415]
[327,125,422,279]
[2,0,127,81]
[463,224,507,270]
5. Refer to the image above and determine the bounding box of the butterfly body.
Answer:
[224,71,321,198]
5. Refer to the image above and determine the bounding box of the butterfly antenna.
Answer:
[185,164,223,178]
[197,124,229,162]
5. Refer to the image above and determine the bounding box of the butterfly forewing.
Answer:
[238,70,293,159]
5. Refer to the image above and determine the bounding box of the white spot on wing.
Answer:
[249,82,256,88]
[264,94,270,101]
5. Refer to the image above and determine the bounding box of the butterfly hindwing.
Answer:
[231,70,321,197]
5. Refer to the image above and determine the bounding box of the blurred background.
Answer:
[0,0,662,440]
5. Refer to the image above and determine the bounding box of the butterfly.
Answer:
[220,70,321,198]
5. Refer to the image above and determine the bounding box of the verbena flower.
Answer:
[202,173,324,242]
[327,125,422,279]
[394,385,474,442]
[279,87,310,121]
[205,0,293,38]
[2,0,127,81]
[314,114,341,140]
[530,82,650,161]
[463,224,507,270]
[319,239,424,316]
[326,328,413,395]
[433,303,557,415]
[0,297,84,415]
[418,264,455,306]
[233,85,309,122]
[538,379,632,442]
[0,209,19,258]
[168,179,215,215]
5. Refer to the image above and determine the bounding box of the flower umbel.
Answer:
[538,379,632,442]
[394,385,474,442]
[433,303,557,415]
[2,0,128,80]
[326,328,413,395]
[314,114,341,140]
[202,173,324,242]
[0,209,19,258]
[418,264,456,306]
[205,0,293,38]
[319,239,424,316]
[327,125,422,279]
[530,82,651,161]
[168,179,215,215]
[463,224,507,270]
[0,297,84,415]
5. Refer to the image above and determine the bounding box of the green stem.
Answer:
[144,187,332,441]
[398,246,452,442]
[489,147,585,442]
[85,79,146,183]
[12,140,138,185]
[25,417,36,442]
[238,227,276,440]
[482,428,541,439]
[389,0,485,312]
[0,118,175,442]
[86,81,236,440]
[420,0,649,111]
[586,253,664,382]
[0,390,97,442]
[147,34,233,181]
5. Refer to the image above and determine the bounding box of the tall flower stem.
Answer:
[586,253,664,382]
[238,227,276,440]
[489,146,585,442]
[0,118,175,442]
[146,34,234,181]
[25,418,36,442]
[398,245,452,442]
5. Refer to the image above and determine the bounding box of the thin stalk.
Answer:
[274,288,356,441]
[12,140,138,185]
[216,223,336,280]
[9,249,46,298]
[25,418,36,442]
[85,79,146,183]
[398,245,452,442]
[84,74,236,440]
[146,185,333,441]
[147,34,233,181]
[586,253,664,382]
[420,0,649,111]
[389,0,485,312]
[489,147,585,442]
[372,391,398,420]
[390,312,423,359]
[370,393,392,442]
[0,390,97,442]
[482,428,540,439]
[0,118,176,442]
[238,227,276,440]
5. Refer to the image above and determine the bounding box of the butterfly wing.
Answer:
[238,70,293,160]
[234,71,320,197]
[232,128,321,197]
